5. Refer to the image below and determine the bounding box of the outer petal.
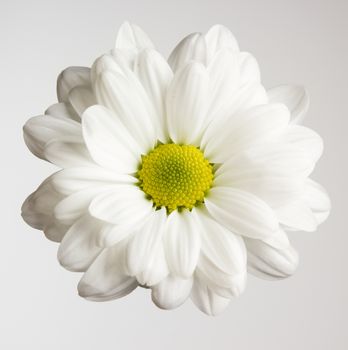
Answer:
[267,85,309,124]
[205,24,239,62]
[126,208,167,278]
[68,85,96,116]
[78,242,137,301]
[95,71,156,152]
[57,66,91,102]
[204,103,290,163]
[134,49,173,142]
[45,102,79,122]
[151,275,193,310]
[57,214,103,272]
[163,210,201,278]
[89,185,153,226]
[166,62,209,145]
[23,115,82,160]
[238,52,261,85]
[244,236,299,280]
[115,21,154,52]
[201,82,268,147]
[51,167,135,195]
[168,33,207,72]
[21,176,68,242]
[303,179,331,225]
[191,275,231,316]
[205,187,279,239]
[82,105,143,173]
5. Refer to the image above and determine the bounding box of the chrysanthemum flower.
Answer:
[22,22,330,315]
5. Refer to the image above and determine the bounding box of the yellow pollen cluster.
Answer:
[137,144,214,212]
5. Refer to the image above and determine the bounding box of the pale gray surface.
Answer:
[1,0,347,349]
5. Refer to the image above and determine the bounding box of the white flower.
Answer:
[22,22,330,316]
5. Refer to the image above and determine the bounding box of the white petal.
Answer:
[282,125,323,163]
[89,186,153,225]
[214,151,303,208]
[245,237,299,280]
[126,208,167,278]
[51,167,135,195]
[303,179,331,225]
[276,199,317,232]
[57,214,103,272]
[238,52,261,85]
[163,210,201,278]
[23,115,82,160]
[95,72,156,152]
[45,102,79,121]
[44,140,94,168]
[205,187,279,239]
[68,86,96,116]
[205,24,239,62]
[168,33,207,72]
[204,103,290,163]
[57,66,91,102]
[196,208,246,275]
[78,242,137,301]
[54,187,105,225]
[267,85,309,124]
[136,244,169,286]
[201,82,268,147]
[151,275,193,310]
[206,49,240,125]
[44,221,69,243]
[115,21,154,51]
[166,62,209,145]
[191,275,231,316]
[134,49,173,142]
[82,105,142,173]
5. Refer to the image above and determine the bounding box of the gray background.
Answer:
[1,0,347,349]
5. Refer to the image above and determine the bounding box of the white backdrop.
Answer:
[1,0,347,349]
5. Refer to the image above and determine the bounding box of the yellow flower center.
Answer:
[137,144,214,212]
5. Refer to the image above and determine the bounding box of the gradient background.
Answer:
[1,0,347,349]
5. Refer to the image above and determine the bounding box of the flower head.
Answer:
[22,22,330,315]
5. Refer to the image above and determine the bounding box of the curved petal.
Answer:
[238,52,260,85]
[282,125,323,164]
[191,275,231,316]
[244,236,299,280]
[206,49,240,125]
[134,49,173,142]
[23,115,82,160]
[163,210,201,278]
[115,21,154,51]
[196,208,246,275]
[126,208,167,278]
[204,103,290,163]
[44,140,94,168]
[78,242,137,301]
[51,167,135,195]
[267,85,309,124]
[151,275,193,309]
[166,62,209,145]
[303,179,331,225]
[168,33,207,72]
[57,214,103,272]
[57,66,91,102]
[45,102,79,122]
[89,185,153,225]
[95,71,156,152]
[205,24,239,62]
[82,105,142,173]
[54,187,106,225]
[201,82,268,147]
[68,85,96,116]
[205,187,279,239]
